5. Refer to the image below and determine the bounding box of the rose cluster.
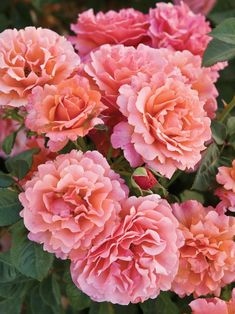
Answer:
[0,1,234,309]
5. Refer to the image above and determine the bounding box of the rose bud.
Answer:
[132,167,158,190]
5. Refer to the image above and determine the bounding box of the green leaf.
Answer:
[2,132,17,155]
[0,172,14,188]
[5,148,40,179]
[227,116,235,135]
[229,132,235,148]
[180,190,205,203]
[64,269,91,310]
[140,292,179,314]
[202,38,235,66]
[210,18,235,45]
[114,304,140,314]
[0,188,22,226]
[0,280,27,298]
[211,120,227,145]
[0,252,21,283]
[209,10,235,25]
[0,296,23,314]
[11,222,54,281]
[30,285,54,314]
[192,144,220,191]
[39,275,61,313]
[0,14,9,32]
[89,302,115,314]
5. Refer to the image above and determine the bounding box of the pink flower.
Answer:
[112,76,211,178]
[71,195,183,305]
[25,75,106,152]
[190,298,228,314]
[215,161,235,212]
[148,2,211,57]
[216,161,235,192]
[174,0,216,15]
[85,44,166,115]
[171,200,235,297]
[85,44,219,120]
[190,289,235,314]
[0,27,80,108]
[215,189,235,213]
[159,49,219,119]
[70,8,150,57]
[19,150,128,259]
[0,118,28,158]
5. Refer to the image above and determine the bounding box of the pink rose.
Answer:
[190,288,235,314]
[174,0,216,15]
[19,150,128,259]
[215,161,235,212]
[0,27,80,108]
[25,75,106,152]
[70,8,150,57]
[216,161,235,192]
[171,200,235,297]
[112,76,211,178]
[71,195,183,305]
[190,298,228,314]
[215,188,235,213]
[159,49,219,119]
[148,2,211,56]
[86,45,219,120]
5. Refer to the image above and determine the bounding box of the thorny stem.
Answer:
[219,97,235,122]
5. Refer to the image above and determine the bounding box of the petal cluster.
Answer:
[172,200,235,297]
[70,8,150,57]
[112,76,211,178]
[174,0,216,15]
[71,195,183,305]
[19,150,128,259]
[148,2,211,56]
[215,161,235,212]
[190,288,235,314]
[0,27,80,107]
[25,75,106,151]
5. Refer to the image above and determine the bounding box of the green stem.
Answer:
[165,170,182,188]
[219,97,235,122]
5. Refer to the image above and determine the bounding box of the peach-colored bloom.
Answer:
[0,27,80,108]
[171,200,235,297]
[159,48,219,119]
[190,288,235,314]
[216,161,235,193]
[0,118,27,158]
[174,0,216,15]
[71,195,183,305]
[86,44,219,119]
[112,76,211,178]
[215,189,235,213]
[70,8,150,57]
[25,75,106,152]
[215,161,235,212]
[148,2,211,56]
[85,44,166,115]
[19,150,128,259]
[190,297,228,314]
